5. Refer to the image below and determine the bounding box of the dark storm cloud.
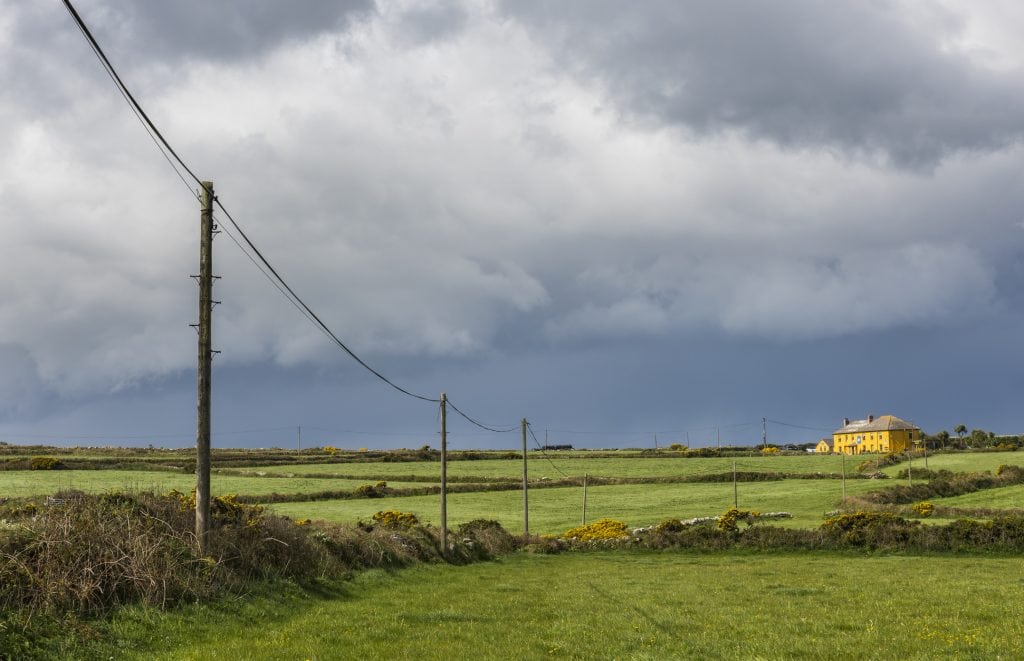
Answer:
[38,1,375,64]
[501,1,1024,168]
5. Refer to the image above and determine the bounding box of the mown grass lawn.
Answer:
[91,551,1024,660]
[269,478,885,534]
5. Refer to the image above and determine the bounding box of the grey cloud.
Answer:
[394,4,469,47]
[34,1,375,65]
[501,1,1024,168]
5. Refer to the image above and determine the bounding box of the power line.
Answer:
[60,0,203,188]
[60,0,443,406]
[526,422,570,478]
[61,0,544,435]
[445,398,517,433]
[765,419,834,433]
[210,202,439,403]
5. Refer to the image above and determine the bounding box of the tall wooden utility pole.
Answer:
[440,393,448,556]
[762,417,767,450]
[521,418,529,537]
[195,180,214,555]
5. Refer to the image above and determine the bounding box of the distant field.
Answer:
[0,470,422,499]
[903,450,1023,475]
[6,449,1024,535]
[244,453,859,481]
[98,552,1024,660]
[268,478,884,534]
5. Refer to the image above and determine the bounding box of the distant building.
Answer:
[832,414,920,455]
[815,438,833,454]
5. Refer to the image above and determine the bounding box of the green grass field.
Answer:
[0,469,422,499]
[243,452,858,480]
[268,478,884,533]
[89,551,1024,660]
[933,484,1024,509]
[902,450,1023,475]
[7,449,1024,536]
[10,448,1024,659]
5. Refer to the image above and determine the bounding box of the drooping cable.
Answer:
[526,422,570,478]
[60,0,440,405]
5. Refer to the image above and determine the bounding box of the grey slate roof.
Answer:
[834,415,918,435]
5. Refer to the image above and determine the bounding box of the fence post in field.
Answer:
[440,392,447,556]
[195,180,214,556]
[732,458,738,508]
[522,418,529,537]
[581,473,588,525]
[841,452,847,502]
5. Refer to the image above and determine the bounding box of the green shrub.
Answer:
[456,519,517,559]
[28,457,61,470]
[354,481,389,498]
[819,511,917,548]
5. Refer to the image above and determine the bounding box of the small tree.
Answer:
[954,424,967,448]
[935,430,950,450]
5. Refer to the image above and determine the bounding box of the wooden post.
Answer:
[732,458,738,508]
[195,180,214,555]
[908,451,913,487]
[440,393,447,556]
[841,451,846,502]
[581,473,588,525]
[521,418,529,537]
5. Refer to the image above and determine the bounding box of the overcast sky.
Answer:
[1,1,1023,450]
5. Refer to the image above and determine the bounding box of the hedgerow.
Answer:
[0,491,505,625]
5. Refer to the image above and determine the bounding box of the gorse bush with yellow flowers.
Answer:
[563,518,630,542]
[913,501,935,517]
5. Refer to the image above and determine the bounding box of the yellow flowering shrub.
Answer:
[912,501,935,517]
[717,507,760,533]
[372,509,420,529]
[563,518,630,541]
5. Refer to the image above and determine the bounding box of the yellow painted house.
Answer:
[832,414,920,455]
[815,439,833,453]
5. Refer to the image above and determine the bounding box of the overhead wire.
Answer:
[765,419,834,433]
[445,399,517,433]
[59,0,463,409]
[526,422,570,478]
[60,0,203,188]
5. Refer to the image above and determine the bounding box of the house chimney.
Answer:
[843,418,850,426]
[868,414,874,423]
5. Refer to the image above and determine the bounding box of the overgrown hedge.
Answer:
[623,511,1024,553]
[0,491,515,623]
[850,464,1024,506]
